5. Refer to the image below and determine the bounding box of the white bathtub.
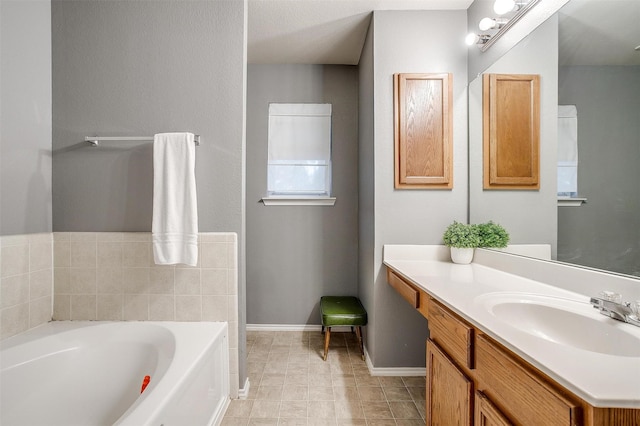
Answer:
[0,321,230,426]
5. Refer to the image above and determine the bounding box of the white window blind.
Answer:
[267,103,332,196]
[558,105,578,197]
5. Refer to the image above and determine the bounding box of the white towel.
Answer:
[152,132,198,266]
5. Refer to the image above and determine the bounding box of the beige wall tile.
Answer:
[1,303,29,339]
[70,242,96,267]
[29,296,52,327]
[228,295,239,322]
[200,233,229,243]
[69,232,97,242]
[97,294,124,320]
[176,295,202,321]
[122,233,151,242]
[124,294,149,320]
[97,242,122,267]
[1,274,29,308]
[71,295,96,320]
[54,268,70,294]
[123,242,150,267]
[1,235,30,247]
[97,232,124,242]
[202,295,228,322]
[201,243,229,268]
[1,245,29,278]
[149,268,174,294]
[29,233,52,244]
[30,269,53,299]
[53,232,70,242]
[202,269,228,295]
[53,295,71,320]
[96,268,123,294]
[229,268,238,295]
[149,295,175,320]
[175,268,201,295]
[69,268,96,294]
[123,268,150,294]
[30,242,53,271]
[54,241,70,267]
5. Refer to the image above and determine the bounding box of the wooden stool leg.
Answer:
[355,326,365,361]
[323,327,331,361]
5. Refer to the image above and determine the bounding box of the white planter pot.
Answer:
[450,247,475,264]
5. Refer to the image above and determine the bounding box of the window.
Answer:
[263,103,335,206]
[557,105,586,206]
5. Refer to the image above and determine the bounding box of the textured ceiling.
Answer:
[248,0,473,64]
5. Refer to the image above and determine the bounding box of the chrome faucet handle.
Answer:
[599,291,622,304]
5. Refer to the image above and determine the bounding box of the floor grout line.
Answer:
[224,331,426,425]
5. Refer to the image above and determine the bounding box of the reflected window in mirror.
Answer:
[557,105,578,198]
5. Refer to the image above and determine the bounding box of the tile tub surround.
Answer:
[0,233,54,340]
[52,231,240,398]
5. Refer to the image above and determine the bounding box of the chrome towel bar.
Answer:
[84,135,201,147]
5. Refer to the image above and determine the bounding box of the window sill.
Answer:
[557,197,587,207]
[261,196,336,206]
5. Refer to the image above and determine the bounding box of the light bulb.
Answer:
[479,17,497,31]
[493,0,515,15]
[465,33,479,46]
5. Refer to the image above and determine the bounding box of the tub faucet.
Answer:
[590,291,640,328]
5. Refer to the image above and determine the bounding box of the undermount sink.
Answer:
[475,293,640,357]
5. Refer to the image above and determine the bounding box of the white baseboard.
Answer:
[237,377,250,400]
[246,324,353,332]
[246,325,426,377]
[364,346,426,377]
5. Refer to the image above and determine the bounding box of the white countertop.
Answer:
[383,245,640,409]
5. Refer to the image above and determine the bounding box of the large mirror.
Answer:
[469,0,640,278]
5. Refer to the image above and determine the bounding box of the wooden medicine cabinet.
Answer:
[483,73,540,190]
[394,73,453,189]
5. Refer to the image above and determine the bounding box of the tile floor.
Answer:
[222,330,426,425]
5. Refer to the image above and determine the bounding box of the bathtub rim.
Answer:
[1,320,230,426]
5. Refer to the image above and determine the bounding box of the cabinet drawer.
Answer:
[476,334,581,426]
[387,269,419,308]
[428,298,474,369]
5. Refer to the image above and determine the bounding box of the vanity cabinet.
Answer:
[385,265,640,426]
[426,339,472,425]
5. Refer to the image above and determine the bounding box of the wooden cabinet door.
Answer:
[475,391,513,426]
[394,73,453,189]
[426,339,473,426]
[483,73,540,189]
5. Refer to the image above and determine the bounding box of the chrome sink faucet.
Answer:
[590,291,640,327]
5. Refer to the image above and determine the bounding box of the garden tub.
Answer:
[0,321,229,426]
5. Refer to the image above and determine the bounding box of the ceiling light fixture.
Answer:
[493,0,517,15]
[479,17,508,31]
[465,33,491,46]
[466,0,540,51]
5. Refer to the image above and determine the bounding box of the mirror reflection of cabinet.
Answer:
[483,73,540,190]
[394,73,453,189]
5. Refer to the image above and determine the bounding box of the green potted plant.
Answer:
[477,221,510,249]
[442,221,480,264]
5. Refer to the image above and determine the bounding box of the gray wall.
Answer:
[360,10,468,367]
[469,15,559,256]
[246,64,359,324]
[558,66,640,276]
[1,0,52,235]
[51,0,248,388]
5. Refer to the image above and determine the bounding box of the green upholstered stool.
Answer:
[320,296,368,361]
